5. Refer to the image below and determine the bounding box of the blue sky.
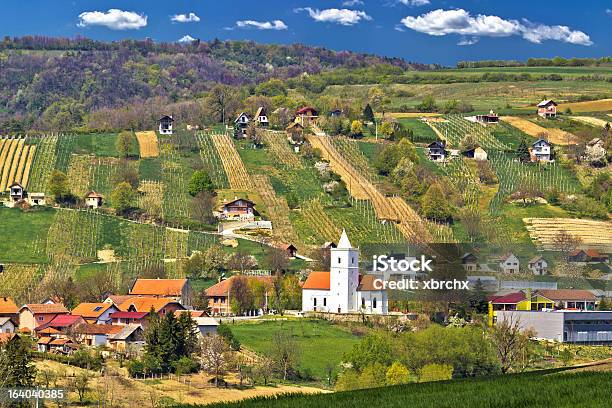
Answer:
[3,0,611,65]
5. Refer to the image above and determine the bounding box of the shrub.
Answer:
[173,357,200,375]
[217,323,241,351]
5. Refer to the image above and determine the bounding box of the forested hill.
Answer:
[0,36,433,131]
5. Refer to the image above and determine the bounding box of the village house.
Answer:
[35,314,86,335]
[109,311,150,327]
[461,253,478,272]
[254,107,269,127]
[532,138,552,162]
[537,289,597,311]
[0,317,17,333]
[528,256,548,275]
[205,275,274,316]
[159,115,174,135]
[295,107,318,127]
[108,324,145,353]
[103,295,135,308]
[568,249,608,264]
[301,230,388,315]
[286,122,305,145]
[28,192,46,206]
[537,100,557,118]
[489,290,555,313]
[18,303,69,332]
[278,243,298,258]
[77,324,123,347]
[85,191,104,209]
[9,182,25,203]
[234,112,250,137]
[475,110,499,124]
[0,297,19,320]
[499,253,520,273]
[118,297,186,315]
[129,278,191,305]
[427,140,447,162]
[220,198,256,220]
[71,302,119,325]
[463,147,488,161]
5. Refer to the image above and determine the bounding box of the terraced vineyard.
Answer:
[138,180,165,218]
[196,132,230,189]
[67,154,95,197]
[211,133,252,190]
[524,218,612,252]
[0,264,41,305]
[46,209,102,263]
[299,199,341,244]
[429,115,509,150]
[329,136,379,182]
[90,157,120,197]
[160,141,190,219]
[0,137,37,191]
[489,151,579,211]
[436,157,481,208]
[28,135,59,193]
[262,131,302,169]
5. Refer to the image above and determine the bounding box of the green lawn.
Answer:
[72,132,139,157]
[230,319,362,380]
[0,207,54,263]
[179,369,612,408]
[397,118,438,144]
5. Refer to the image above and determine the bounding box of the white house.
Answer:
[159,115,174,135]
[537,100,557,118]
[528,256,548,275]
[427,141,447,162]
[234,112,250,136]
[499,253,520,274]
[254,107,269,127]
[85,191,103,209]
[301,230,388,315]
[532,139,552,162]
[0,317,16,333]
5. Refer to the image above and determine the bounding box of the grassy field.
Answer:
[0,207,55,263]
[230,319,363,380]
[182,367,612,408]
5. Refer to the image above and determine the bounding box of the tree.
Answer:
[270,331,301,380]
[254,357,275,386]
[207,84,240,124]
[468,279,489,313]
[343,333,394,372]
[199,335,231,387]
[227,251,257,274]
[358,363,387,389]
[385,361,411,385]
[460,134,478,152]
[421,183,453,222]
[188,170,215,196]
[230,276,254,315]
[418,363,453,382]
[489,315,534,374]
[350,120,363,137]
[110,182,137,215]
[416,95,437,112]
[516,138,531,162]
[72,372,90,403]
[363,104,375,123]
[267,248,289,273]
[552,230,583,260]
[217,323,241,351]
[48,170,70,202]
[1,336,36,387]
[190,191,216,224]
[116,131,133,158]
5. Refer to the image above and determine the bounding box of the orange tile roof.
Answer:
[205,276,274,297]
[175,310,208,318]
[105,295,134,306]
[77,324,124,335]
[0,333,17,343]
[21,304,69,314]
[71,303,114,318]
[130,279,187,297]
[302,272,330,290]
[0,297,18,314]
[118,296,184,313]
[357,275,384,291]
[537,289,597,301]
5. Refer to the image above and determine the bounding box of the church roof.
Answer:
[357,275,384,291]
[337,229,352,249]
[302,272,330,290]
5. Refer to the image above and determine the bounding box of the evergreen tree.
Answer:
[516,138,531,162]
[144,308,161,359]
[4,336,36,387]
[157,311,181,371]
[177,312,198,356]
[363,104,375,123]
[468,279,489,313]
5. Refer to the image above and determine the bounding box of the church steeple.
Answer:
[337,229,352,249]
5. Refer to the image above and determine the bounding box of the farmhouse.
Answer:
[568,249,608,264]
[205,275,274,316]
[295,106,318,126]
[531,139,552,162]
[301,230,388,315]
[495,310,612,344]
[427,140,447,162]
[461,253,478,272]
[8,182,25,202]
[159,115,174,135]
[35,314,86,334]
[71,302,118,325]
[118,297,185,315]
[254,107,269,127]
[18,303,69,332]
[528,256,548,275]
[499,253,520,273]
[0,317,16,333]
[129,278,190,304]
[463,147,488,161]
[475,110,499,124]
[110,311,150,327]
[537,289,597,310]
[220,198,256,220]
[234,112,250,136]
[0,297,19,319]
[537,100,557,118]
[77,324,123,347]
[85,191,104,209]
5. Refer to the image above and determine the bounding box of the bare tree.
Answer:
[270,331,300,380]
[489,315,534,374]
[190,191,216,224]
[199,335,231,387]
[552,230,583,260]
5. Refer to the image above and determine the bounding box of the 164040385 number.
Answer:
[1,388,66,402]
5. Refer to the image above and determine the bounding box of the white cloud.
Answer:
[178,35,197,43]
[236,20,288,30]
[78,9,147,30]
[400,9,592,46]
[457,36,479,46]
[171,13,200,23]
[297,8,372,26]
[398,0,430,6]
[342,0,364,6]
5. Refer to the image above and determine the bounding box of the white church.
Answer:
[301,230,388,314]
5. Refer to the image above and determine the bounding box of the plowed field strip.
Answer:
[211,134,252,190]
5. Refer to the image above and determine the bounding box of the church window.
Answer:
[373,298,377,309]
[361,298,365,308]
[313,298,317,306]
[323,298,327,306]
[338,257,341,264]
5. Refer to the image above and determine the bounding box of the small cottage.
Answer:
[499,253,520,274]
[159,115,174,135]
[461,253,478,272]
[295,107,318,126]
[234,112,250,137]
[279,243,298,258]
[85,191,103,209]
[221,198,256,220]
[254,107,269,127]
[528,256,548,275]
[532,139,552,162]
[28,192,46,206]
[537,100,557,118]
[475,110,499,124]
[286,122,305,145]
[463,147,488,161]
[427,140,447,162]
[9,182,25,202]
[0,317,16,333]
